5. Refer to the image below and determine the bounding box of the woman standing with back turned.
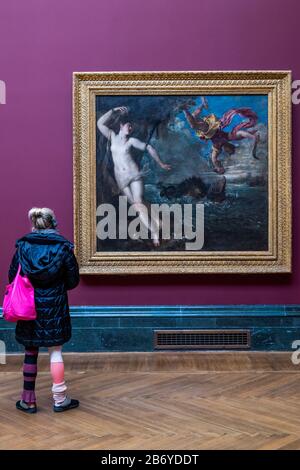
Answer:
[8,207,80,413]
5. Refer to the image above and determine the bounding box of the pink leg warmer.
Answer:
[50,362,65,384]
[49,346,67,405]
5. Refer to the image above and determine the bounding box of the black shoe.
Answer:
[16,400,37,414]
[53,398,79,413]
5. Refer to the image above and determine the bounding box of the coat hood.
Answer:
[15,230,74,282]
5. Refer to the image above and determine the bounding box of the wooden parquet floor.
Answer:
[1,352,300,450]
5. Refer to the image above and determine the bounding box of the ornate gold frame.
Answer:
[73,71,292,274]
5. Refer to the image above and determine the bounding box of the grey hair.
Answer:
[28,207,58,231]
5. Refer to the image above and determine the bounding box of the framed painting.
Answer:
[73,71,291,274]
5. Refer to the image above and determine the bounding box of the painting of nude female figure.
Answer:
[95,94,268,252]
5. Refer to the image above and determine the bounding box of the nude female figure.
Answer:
[97,106,171,247]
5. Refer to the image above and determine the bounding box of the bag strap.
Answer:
[11,246,22,292]
[11,263,22,298]
[17,245,22,273]
[16,263,21,276]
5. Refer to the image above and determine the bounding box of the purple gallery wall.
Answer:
[0,0,299,306]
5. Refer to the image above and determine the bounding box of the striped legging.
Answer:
[21,347,39,404]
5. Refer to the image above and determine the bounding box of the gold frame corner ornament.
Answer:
[73,71,292,274]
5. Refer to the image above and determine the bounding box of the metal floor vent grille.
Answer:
[154,330,251,350]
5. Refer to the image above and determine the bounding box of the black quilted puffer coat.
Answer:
[8,229,80,348]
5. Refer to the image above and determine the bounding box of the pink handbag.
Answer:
[3,263,37,322]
